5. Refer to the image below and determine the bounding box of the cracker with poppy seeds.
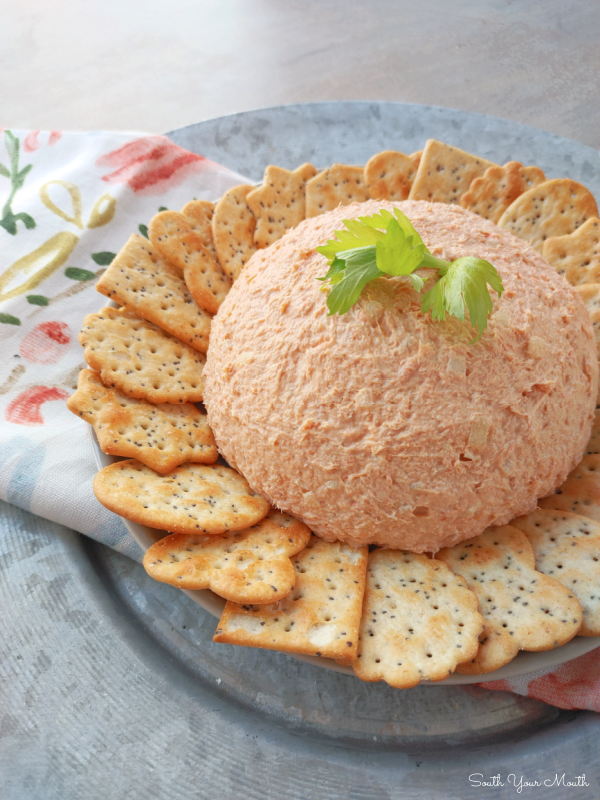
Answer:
[364,150,422,202]
[539,454,600,522]
[96,233,212,353]
[305,164,370,218]
[437,526,582,675]
[212,184,258,282]
[352,551,483,688]
[93,460,270,535]
[510,509,600,636]
[181,199,216,255]
[246,164,315,248]
[459,161,546,224]
[148,211,231,314]
[79,306,205,404]
[408,139,496,204]
[67,369,217,473]
[143,508,311,603]
[293,162,318,182]
[498,179,599,253]
[542,217,600,285]
[586,408,600,456]
[213,536,368,660]
[574,283,600,350]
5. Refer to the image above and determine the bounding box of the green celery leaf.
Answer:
[421,257,504,338]
[409,273,425,292]
[375,218,425,276]
[393,208,426,249]
[316,256,346,281]
[326,254,381,316]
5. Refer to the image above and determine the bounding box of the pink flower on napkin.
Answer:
[6,386,70,426]
[96,136,206,196]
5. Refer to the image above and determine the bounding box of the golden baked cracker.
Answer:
[93,461,270,535]
[181,200,218,260]
[148,211,231,314]
[96,233,212,354]
[574,283,600,351]
[365,150,422,202]
[511,509,600,636]
[143,508,311,602]
[212,184,257,282]
[246,165,312,248]
[539,454,600,522]
[586,406,600,456]
[497,179,599,253]
[67,369,217,473]
[305,164,370,218]
[438,526,582,675]
[213,536,368,660]
[459,161,546,224]
[79,306,205,404]
[352,551,483,689]
[408,139,496,204]
[543,218,600,285]
[293,163,318,182]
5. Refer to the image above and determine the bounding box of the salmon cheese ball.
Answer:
[203,200,598,552]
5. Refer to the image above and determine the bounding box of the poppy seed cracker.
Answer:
[408,139,496,204]
[93,461,270,535]
[246,164,316,248]
[148,211,231,314]
[539,454,600,522]
[212,184,258,282]
[79,306,205,404]
[67,369,217,473]
[438,526,582,675]
[542,217,600,285]
[498,178,598,253]
[365,150,422,202]
[96,233,212,353]
[352,550,483,688]
[460,161,546,224]
[143,508,311,603]
[305,164,370,218]
[511,509,600,636]
[213,536,368,660]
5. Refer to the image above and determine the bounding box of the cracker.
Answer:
[79,306,205,404]
[181,199,216,252]
[246,165,312,248]
[305,164,370,218]
[365,150,422,202]
[510,509,600,636]
[212,184,258,282]
[459,161,546,224]
[352,550,483,688]
[542,217,600,285]
[293,163,318,182]
[408,139,496,204]
[539,454,600,522]
[148,211,231,314]
[67,369,217,473]
[213,536,368,660]
[93,460,270,535]
[437,526,582,674]
[574,283,600,351]
[586,406,600,456]
[96,233,212,353]
[498,179,599,253]
[143,508,311,602]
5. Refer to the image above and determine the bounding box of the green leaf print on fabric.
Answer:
[65,267,96,282]
[138,224,149,239]
[0,313,21,325]
[26,295,50,306]
[91,252,116,266]
[0,131,36,236]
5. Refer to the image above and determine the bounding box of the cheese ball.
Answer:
[203,201,598,552]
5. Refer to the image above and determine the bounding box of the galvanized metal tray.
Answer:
[3,103,600,799]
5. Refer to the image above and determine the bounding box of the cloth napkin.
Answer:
[0,128,597,711]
